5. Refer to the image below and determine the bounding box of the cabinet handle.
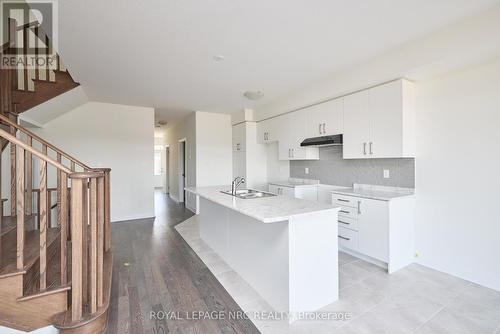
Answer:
[369,142,373,155]
[363,143,367,155]
[323,123,326,134]
[338,235,350,241]
[319,124,322,135]
[292,148,294,158]
[264,132,267,141]
[337,198,349,203]
[340,210,350,214]
[357,201,361,214]
[338,220,350,225]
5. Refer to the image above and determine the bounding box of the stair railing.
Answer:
[0,124,112,323]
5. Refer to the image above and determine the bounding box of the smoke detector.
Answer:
[243,90,264,101]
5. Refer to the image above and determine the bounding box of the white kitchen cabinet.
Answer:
[306,98,344,138]
[278,111,319,161]
[333,193,415,273]
[343,79,415,159]
[233,123,246,152]
[268,184,317,201]
[233,151,246,179]
[357,198,389,262]
[257,117,280,144]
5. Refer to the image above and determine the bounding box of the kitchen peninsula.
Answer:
[185,186,340,319]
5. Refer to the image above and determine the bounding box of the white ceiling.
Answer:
[58,0,500,124]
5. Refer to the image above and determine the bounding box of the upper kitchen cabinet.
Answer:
[306,98,344,138]
[278,110,319,160]
[343,79,415,159]
[257,116,280,144]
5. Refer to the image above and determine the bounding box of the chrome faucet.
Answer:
[231,177,246,195]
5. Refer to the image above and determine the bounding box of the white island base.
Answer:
[197,196,339,321]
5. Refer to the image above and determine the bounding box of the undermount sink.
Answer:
[221,189,276,199]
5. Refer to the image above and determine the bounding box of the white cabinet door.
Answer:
[306,98,343,138]
[258,117,280,144]
[282,186,295,197]
[322,98,344,136]
[369,81,402,158]
[288,110,308,160]
[268,184,279,195]
[358,198,389,262]
[343,90,370,159]
[306,104,325,138]
[232,123,246,152]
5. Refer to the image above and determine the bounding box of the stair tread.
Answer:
[0,224,60,276]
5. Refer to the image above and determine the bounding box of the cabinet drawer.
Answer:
[338,216,358,231]
[338,226,358,251]
[338,206,358,220]
[333,194,358,208]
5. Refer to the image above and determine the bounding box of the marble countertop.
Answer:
[185,186,340,223]
[331,185,414,201]
[268,178,319,188]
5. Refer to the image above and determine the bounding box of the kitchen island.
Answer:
[185,186,340,320]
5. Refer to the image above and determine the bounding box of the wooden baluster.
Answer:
[16,146,25,270]
[70,176,84,321]
[39,145,48,289]
[26,136,33,215]
[10,119,16,216]
[70,161,76,172]
[34,26,39,80]
[47,190,52,228]
[57,153,61,226]
[89,177,98,313]
[82,179,88,304]
[104,170,111,252]
[97,175,104,306]
[60,172,68,284]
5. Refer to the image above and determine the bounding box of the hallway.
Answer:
[105,190,259,333]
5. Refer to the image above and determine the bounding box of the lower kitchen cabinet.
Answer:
[332,193,414,273]
[268,184,318,201]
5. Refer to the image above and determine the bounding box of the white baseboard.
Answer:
[111,213,155,223]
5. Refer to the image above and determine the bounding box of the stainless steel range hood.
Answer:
[300,134,343,147]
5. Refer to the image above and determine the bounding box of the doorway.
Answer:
[165,146,170,194]
[178,139,186,203]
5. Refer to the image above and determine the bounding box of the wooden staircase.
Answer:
[0,17,113,334]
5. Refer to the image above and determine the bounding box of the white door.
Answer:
[358,198,389,262]
[343,91,370,159]
[368,80,402,158]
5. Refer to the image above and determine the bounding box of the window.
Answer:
[154,150,162,176]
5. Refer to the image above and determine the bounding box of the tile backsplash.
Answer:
[290,146,415,188]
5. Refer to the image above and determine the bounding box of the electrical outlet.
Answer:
[383,169,390,179]
[305,167,309,175]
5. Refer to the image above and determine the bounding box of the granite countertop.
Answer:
[331,184,415,201]
[185,186,340,223]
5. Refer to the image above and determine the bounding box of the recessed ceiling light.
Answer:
[243,90,264,101]
[213,55,225,62]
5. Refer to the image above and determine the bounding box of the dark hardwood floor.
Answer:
[105,190,260,334]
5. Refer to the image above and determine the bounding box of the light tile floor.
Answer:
[176,217,500,334]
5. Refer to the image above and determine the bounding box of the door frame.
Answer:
[165,145,170,194]
[178,138,187,203]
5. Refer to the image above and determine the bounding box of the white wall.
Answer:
[195,112,232,187]
[414,59,500,291]
[30,102,155,222]
[266,142,290,182]
[164,112,196,202]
